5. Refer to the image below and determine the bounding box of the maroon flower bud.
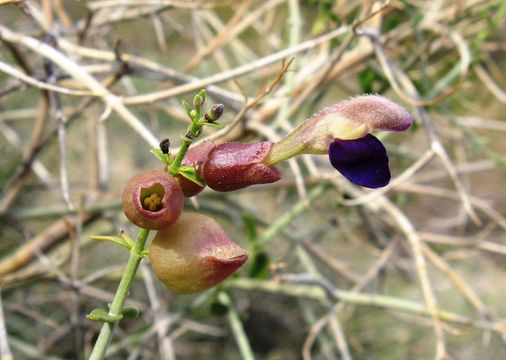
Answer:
[149,212,248,294]
[201,142,282,192]
[177,140,216,197]
[122,169,184,230]
[205,103,224,122]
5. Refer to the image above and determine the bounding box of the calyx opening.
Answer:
[140,183,165,212]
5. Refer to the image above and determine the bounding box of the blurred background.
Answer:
[0,0,505,359]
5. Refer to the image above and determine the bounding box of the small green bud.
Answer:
[198,89,206,102]
[193,94,204,110]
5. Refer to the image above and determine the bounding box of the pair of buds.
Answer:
[122,95,414,294]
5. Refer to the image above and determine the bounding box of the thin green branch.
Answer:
[88,228,150,360]
[218,292,255,360]
[228,278,506,335]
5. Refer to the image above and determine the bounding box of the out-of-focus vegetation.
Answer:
[1,1,505,359]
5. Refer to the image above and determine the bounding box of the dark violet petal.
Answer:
[328,134,390,188]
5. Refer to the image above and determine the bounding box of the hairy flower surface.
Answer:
[149,212,248,294]
[122,169,184,229]
[201,142,281,191]
[264,95,414,188]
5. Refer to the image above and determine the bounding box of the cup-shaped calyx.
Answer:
[122,169,184,230]
[177,140,216,197]
[201,142,282,191]
[149,212,248,294]
[264,95,414,188]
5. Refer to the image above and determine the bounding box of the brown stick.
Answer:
[0,213,98,276]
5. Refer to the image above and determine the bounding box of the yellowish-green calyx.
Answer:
[264,114,367,166]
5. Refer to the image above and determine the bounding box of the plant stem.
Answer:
[89,228,150,360]
[168,121,201,176]
[218,292,255,360]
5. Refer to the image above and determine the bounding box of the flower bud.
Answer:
[122,169,184,230]
[264,95,414,165]
[202,142,282,192]
[193,94,204,110]
[204,104,224,122]
[149,212,248,294]
[177,140,216,197]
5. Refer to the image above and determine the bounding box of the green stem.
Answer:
[168,121,201,176]
[218,292,255,360]
[89,228,150,360]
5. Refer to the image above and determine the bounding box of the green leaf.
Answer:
[87,308,123,323]
[241,214,257,243]
[178,165,195,171]
[204,122,223,129]
[241,214,271,279]
[177,166,205,187]
[384,14,402,31]
[121,307,140,318]
[120,232,134,248]
[248,252,270,279]
[358,67,376,94]
[90,235,131,250]
[150,148,171,166]
[209,301,229,316]
[181,100,193,117]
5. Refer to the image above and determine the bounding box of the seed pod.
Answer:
[149,213,248,294]
[122,169,184,230]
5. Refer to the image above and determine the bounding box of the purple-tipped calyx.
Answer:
[263,95,414,188]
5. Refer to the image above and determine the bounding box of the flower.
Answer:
[149,212,248,294]
[122,169,184,229]
[263,95,414,188]
[201,141,282,191]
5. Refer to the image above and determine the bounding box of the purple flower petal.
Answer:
[328,134,390,188]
